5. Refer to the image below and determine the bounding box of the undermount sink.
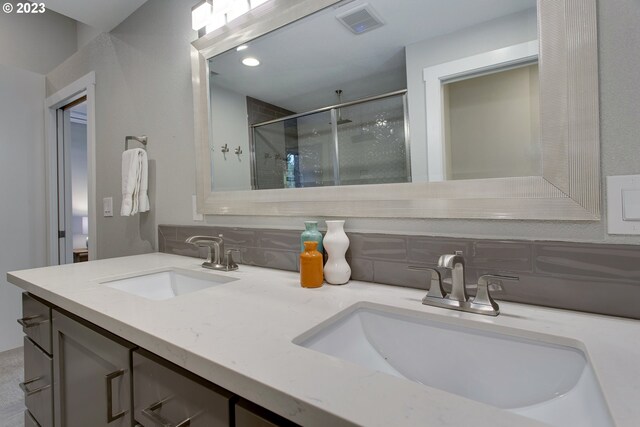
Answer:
[101,268,237,300]
[294,303,613,427]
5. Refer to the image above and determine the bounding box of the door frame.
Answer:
[45,72,97,264]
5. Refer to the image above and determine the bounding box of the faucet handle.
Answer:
[408,266,446,299]
[225,249,241,271]
[474,274,519,312]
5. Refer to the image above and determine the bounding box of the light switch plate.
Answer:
[103,197,113,217]
[622,189,640,220]
[192,195,204,221]
[607,175,640,234]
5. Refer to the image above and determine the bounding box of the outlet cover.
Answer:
[103,197,113,217]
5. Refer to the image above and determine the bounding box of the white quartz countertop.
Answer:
[7,253,640,427]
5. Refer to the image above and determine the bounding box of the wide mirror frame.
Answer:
[191,0,599,220]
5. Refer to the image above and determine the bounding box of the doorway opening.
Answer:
[45,72,96,265]
[62,98,89,263]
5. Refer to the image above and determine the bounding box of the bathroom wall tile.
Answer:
[470,240,533,274]
[176,226,220,242]
[160,225,640,319]
[217,228,258,247]
[534,242,640,283]
[372,261,430,290]
[242,247,299,272]
[158,230,166,253]
[257,230,300,251]
[494,273,640,319]
[407,237,472,265]
[175,226,258,247]
[348,233,407,261]
[158,225,177,243]
[348,258,374,282]
[163,240,203,259]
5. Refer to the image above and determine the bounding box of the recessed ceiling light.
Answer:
[236,45,249,51]
[242,57,260,67]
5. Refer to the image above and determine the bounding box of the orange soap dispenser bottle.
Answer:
[300,241,324,288]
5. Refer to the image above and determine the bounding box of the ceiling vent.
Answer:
[336,3,384,35]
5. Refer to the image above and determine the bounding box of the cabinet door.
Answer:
[52,310,134,427]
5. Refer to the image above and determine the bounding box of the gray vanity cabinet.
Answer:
[20,293,54,427]
[52,310,135,427]
[19,293,295,427]
[133,349,233,427]
[23,335,53,427]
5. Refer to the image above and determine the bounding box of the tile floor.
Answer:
[0,347,24,427]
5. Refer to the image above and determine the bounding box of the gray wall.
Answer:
[45,0,640,262]
[0,64,47,352]
[0,7,77,351]
[209,84,251,191]
[0,0,77,74]
[46,0,197,259]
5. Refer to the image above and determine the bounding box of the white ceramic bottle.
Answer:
[323,220,351,285]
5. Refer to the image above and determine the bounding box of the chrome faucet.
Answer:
[185,234,240,271]
[410,251,518,316]
[438,251,467,302]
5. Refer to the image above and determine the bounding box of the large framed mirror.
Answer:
[191,0,599,220]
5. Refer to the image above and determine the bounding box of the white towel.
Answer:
[120,148,150,216]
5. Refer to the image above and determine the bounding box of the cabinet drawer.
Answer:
[235,400,298,427]
[133,350,233,427]
[20,293,52,354]
[23,337,53,427]
[25,410,42,427]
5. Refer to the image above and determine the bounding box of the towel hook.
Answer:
[125,135,148,151]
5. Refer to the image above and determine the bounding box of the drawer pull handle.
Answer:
[17,315,46,328]
[19,376,51,396]
[105,369,127,423]
[142,397,194,427]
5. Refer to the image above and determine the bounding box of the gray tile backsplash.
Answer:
[470,240,533,273]
[350,233,408,261]
[407,237,472,265]
[159,225,640,320]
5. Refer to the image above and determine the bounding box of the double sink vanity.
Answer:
[8,252,640,427]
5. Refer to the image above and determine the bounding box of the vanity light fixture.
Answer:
[236,44,249,51]
[205,13,227,34]
[242,57,260,67]
[250,0,269,8]
[195,0,274,36]
[226,0,250,22]
[191,0,213,31]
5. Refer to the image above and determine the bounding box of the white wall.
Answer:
[43,0,640,262]
[405,8,538,182]
[209,84,252,191]
[0,64,47,352]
